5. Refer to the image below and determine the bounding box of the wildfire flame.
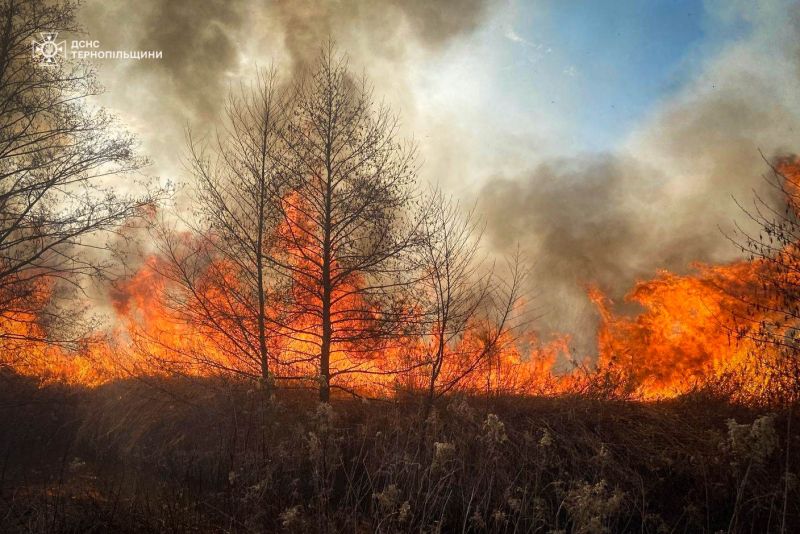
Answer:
[4,160,800,402]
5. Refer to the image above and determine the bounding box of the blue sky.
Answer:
[497,0,751,151]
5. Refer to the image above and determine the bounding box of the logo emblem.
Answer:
[32,32,65,66]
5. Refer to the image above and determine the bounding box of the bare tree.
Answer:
[274,47,419,401]
[144,69,287,387]
[414,188,528,410]
[0,0,154,362]
[415,189,490,407]
[729,155,800,404]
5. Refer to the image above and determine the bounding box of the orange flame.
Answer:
[5,160,800,402]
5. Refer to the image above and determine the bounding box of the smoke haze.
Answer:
[75,1,800,353]
[478,2,800,352]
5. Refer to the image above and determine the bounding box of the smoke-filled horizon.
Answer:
[76,0,800,354]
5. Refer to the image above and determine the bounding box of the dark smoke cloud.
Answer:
[80,0,492,128]
[125,0,245,122]
[80,0,247,124]
[274,0,491,72]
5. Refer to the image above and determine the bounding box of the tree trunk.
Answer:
[424,334,445,416]
[320,235,332,401]
[320,145,333,402]
[320,286,331,402]
[256,121,271,392]
[256,257,270,390]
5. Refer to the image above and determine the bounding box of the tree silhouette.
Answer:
[274,47,419,401]
[0,0,155,365]
[730,155,800,404]
[148,69,287,387]
[414,189,528,408]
